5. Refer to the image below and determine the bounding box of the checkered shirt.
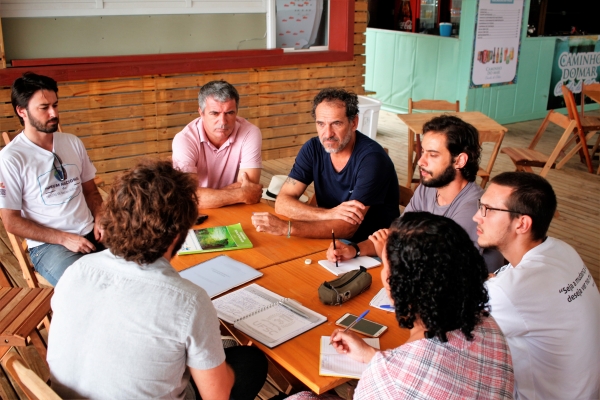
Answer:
[354,315,514,399]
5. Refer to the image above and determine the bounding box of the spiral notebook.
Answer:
[212,284,327,348]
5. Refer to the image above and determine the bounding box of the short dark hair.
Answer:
[101,159,199,265]
[490,172,556,241]
[198,80,240,111]
[311,88,359,121]
[386,212,489,342]
[422,115,481,182]
[11,72,59,126]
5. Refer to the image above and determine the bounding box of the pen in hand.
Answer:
[332,230,338,268]
[330,310,370,345]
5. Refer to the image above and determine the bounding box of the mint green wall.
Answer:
[365,29,460,114]
[365,0,598,122]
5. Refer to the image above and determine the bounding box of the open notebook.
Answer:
[318,256,381,276]
[212,284,327,348]
[319,336,380,379]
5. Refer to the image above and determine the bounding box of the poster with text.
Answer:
[470,0,524,88]
[547,36,600,110]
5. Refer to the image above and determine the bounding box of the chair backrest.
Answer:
[1,352,61,400]
[478,130,506,188]
[408,99,459,114]
[399,185,414,208]
[0,260,13,287]
[0,218,42,289]
[560,85,594,173]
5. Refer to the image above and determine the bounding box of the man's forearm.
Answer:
[290,219,359,239]
[275,195,326,221]
[2,213,69,246]
[196,187,244,209]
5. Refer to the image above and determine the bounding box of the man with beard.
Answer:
[0,72,104,285]
[251,88,399,242]
[328,115,503,272]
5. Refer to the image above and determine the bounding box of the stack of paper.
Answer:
[319,336,380,379]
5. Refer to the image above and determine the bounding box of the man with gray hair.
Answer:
[172,80,263,208]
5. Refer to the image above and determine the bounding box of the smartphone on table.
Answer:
[335,313,387,337]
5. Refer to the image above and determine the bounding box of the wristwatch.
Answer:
[349,242,360,258]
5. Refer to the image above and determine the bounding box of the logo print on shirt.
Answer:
[0,182,5,197]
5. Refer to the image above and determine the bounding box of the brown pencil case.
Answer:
[318,266,372,305]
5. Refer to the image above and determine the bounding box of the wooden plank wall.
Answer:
[0,0,367,185]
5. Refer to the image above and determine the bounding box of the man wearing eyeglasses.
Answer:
[0,73,104,286]
[474,172,600,400]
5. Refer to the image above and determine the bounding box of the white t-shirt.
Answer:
[486,237,600,400]
[48,250,225,399]
[0,132,96,247]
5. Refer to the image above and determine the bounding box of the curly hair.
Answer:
[101,159,198,265]
[490,172,556,241]
[11,72,58,126]
[422,115,481,182]
[385,212,489,342]
[311,88,359,121]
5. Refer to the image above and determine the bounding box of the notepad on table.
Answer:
[212,284,326,348]
[179,255,262,298]
[319,336,380,379]
[178,223,252,255]
[369,288,395,312]
[318,256,381,276]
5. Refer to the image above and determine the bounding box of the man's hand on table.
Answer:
[251,212,288,236]
[326,240,356,263]
[239,172,263,204]
[368,229,389,259]
[322,200,366,225]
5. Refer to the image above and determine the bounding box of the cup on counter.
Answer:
[439,23,452,37]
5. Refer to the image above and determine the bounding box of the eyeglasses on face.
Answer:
[477,199,522,217]
[52,152,66,182]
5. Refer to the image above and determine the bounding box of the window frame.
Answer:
[0,0,354,85]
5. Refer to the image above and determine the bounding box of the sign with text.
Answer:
[547,36,600,110]
[470,0,524,88]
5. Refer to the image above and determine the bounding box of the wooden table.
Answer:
[171,202,331,272]
[585,90,600,104]
[397,111,508,187]
[221,252,409,394]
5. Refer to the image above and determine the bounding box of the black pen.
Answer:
[332,229,338,268]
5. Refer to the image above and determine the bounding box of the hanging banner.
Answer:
[470,0,525,88]
[547,36,600,110]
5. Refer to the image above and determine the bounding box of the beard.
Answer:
[321,133,352,154]
[421,163,456,188]
[27,112,59,134]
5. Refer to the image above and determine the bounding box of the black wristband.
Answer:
[349,242,360,258]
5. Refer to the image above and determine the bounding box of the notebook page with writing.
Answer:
[318,256,381,276]
[319,336,380,379]
[212,284,275,324]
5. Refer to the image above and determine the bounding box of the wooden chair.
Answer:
[560,85,600,173]
[1,352,60,400]
[478,130,506,188]
[399,184,414,208]
[405,99,460,187]
[501,110,577,177]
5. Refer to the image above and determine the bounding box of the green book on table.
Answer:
[177,223,253,255]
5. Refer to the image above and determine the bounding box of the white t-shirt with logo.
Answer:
[0,132,96,248]
[486,237,600,400]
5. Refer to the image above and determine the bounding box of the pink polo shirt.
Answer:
[172,116,262,189]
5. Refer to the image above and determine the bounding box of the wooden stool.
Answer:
[0,288,53,371]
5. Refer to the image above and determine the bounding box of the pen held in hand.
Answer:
[330,309,370,345]
[332,230,338,268]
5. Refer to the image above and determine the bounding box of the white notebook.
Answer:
[179,255,262,298]
[318,256,381,276]
[319,336,380,379]
[212,284,327,348]
[369,288,395,312]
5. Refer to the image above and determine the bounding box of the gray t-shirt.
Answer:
[405,182,504,272]
[47,250,225,399]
